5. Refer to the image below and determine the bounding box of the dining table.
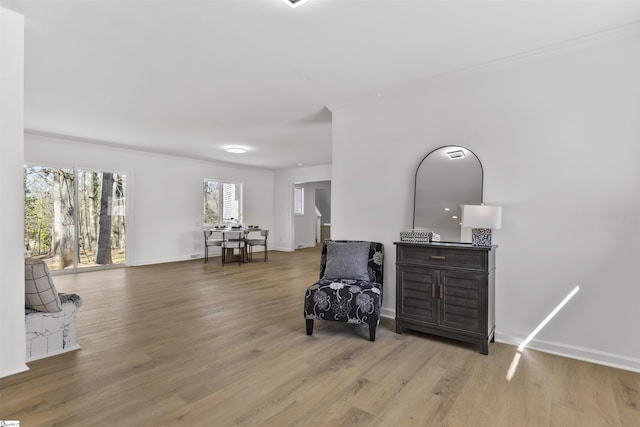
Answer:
[204,226,262,263]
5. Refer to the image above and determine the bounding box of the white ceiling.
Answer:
[4,0,640,169]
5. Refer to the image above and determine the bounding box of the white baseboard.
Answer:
[295,242,316,249]
[381,307,395,319]
[26,344,81,363]
[0,364,29,379]
[130,255,194,266]
[377,308,639,373]
[495,332,640,373]
[270,246,295,252]
[134,246,298,265]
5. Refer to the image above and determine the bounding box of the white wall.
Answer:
[0,6,28,378]
[273,164,331,251]
[315,187,331,225]
[24,134,275,265]
[331,27,640,371]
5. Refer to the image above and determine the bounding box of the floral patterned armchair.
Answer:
[304,240,384,341]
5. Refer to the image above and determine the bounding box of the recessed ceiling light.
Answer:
[283,0,311,8]
[225,146,247,154]
[446,149,465,160]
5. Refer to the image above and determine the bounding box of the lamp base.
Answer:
[471,228,493,246]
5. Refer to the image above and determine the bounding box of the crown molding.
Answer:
[23,129,274,172]
[329,21,640,112]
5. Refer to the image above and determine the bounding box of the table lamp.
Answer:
[462,205,502,246]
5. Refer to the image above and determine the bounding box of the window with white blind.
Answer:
[293,186,304,215]
[204,179,242,225]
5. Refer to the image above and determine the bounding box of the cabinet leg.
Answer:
[395,321,403,334]
[480,339,489,355]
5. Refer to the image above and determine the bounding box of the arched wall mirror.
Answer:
[413,146,483,243]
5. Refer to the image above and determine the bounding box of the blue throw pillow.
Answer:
[323,241,370,281]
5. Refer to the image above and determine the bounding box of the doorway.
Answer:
[293,180,331,249]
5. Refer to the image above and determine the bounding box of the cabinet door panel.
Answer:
[440,271,487,334]
[398,266,438,325]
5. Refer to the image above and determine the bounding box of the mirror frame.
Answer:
[412,145,484,233]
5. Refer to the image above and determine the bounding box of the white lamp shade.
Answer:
[462,205,502,229]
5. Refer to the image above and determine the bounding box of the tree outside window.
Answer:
[24,165,127,271]
[204,179,242,225]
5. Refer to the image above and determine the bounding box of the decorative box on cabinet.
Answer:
[395,242,496,355]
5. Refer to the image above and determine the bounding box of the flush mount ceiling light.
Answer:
[225,146,247,154]
[446,149,465,160]
[283,0,312,8]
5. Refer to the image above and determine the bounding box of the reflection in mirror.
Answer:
[413,146,483,242]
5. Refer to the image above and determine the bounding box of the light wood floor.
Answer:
[2,246,639,426]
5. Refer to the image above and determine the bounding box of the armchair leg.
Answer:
[306,319,314,336]
[368,324,376,342]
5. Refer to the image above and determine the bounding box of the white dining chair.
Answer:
[203,229,224,263]
[221,230,246,266]
[246,229,269,262]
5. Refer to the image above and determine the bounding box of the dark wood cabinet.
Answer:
[395,242,496,354]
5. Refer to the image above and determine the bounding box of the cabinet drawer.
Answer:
[397,245,487,271]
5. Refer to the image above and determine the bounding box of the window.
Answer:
[24,165,127,271]
[293,186,304,215]
[204,179,242,225]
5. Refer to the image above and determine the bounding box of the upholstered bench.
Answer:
[24,258,82,361]
[25,296,81,361]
